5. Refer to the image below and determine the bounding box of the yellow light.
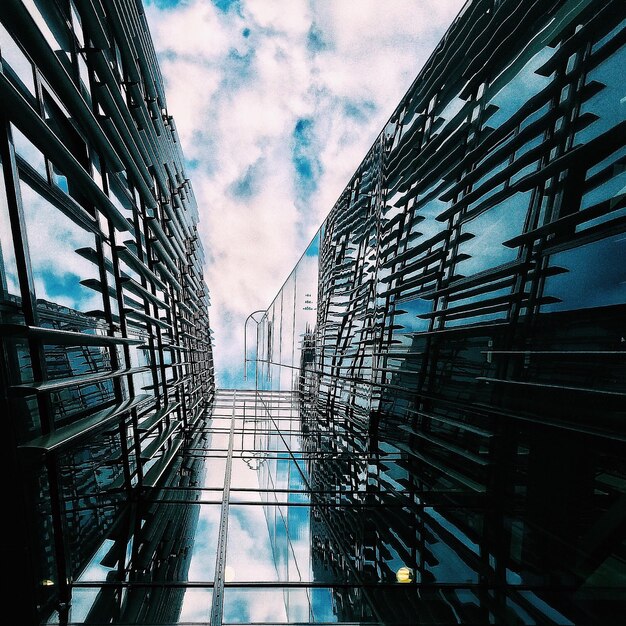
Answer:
[41,579,55,587]
[396,566,413,583]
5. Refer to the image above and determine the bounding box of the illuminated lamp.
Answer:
[396,566,413,583]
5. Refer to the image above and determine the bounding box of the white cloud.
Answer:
[159,59,222,150]
[144,0,467,387]
[244,0,311,35]
[147,1,240,61]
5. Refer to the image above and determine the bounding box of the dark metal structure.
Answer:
[0,1,214,622]
[4,0,626,623]
[254,0,626,623]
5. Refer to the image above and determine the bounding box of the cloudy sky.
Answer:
[143,0,466,387]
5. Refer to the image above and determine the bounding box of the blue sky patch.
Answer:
[229,160,263,199]
[344,99,377,121]
[292,118,322,198]
[211,0,240,13]
[222,47,255,88]
[38,269,87,309]
[304,234,319,258]
[144,0,183,9]
[307,24,329,52]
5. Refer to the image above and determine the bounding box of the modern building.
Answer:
[253,0,626,623]
[3,0,626,624]
[0,1,214,623]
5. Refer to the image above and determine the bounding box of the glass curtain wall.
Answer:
[57,389,384,625]
[0,1,214,622]
[251,1,626,624]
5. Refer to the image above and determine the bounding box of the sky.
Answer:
[143,0,467,388]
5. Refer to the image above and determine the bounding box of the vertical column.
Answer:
[210,390,237,626]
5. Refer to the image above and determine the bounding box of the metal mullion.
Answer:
[133,207,164,411]
[0,278,39,619]
[438,86,481,333]
[91,163,133,499]
[71,579,618,591]
[526,34,584,326]
[84,41,122,352]
[31,66,55,188]
[144,205,180,423]
[128,201,158,483]
[210,390,237,626]
[101,163,140,491]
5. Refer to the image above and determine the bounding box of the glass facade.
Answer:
[0,1,214,623]
[4,0,626,624]
[251,0,626,623]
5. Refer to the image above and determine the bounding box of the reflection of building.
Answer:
[298,325,317,434]
[0,2,213,623]
[256,1,626,623]
[77,428,209,624]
